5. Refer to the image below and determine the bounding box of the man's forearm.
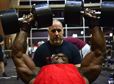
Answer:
[79,24,106,83]
[12,30,28,54]
[90,26,106,53]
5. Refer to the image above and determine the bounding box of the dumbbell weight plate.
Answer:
[0,9,20,35]
[64,0,83,25]
[32,3,53,28]
[100,1,114,27]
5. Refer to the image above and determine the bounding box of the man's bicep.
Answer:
[12,52,29,68]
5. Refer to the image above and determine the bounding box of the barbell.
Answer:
[0,3,53,35]
[64,0,114,27]
[0,1,114,35]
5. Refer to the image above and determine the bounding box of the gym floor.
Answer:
[0,58,24,84]
[0,57,113,84]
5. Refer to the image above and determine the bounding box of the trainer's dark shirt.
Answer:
[33,40,81,67]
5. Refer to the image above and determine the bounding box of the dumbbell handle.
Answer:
[18,18,24,21]
[18,17,31,22]
[80,11,101,15]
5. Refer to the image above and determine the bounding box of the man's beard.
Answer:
[53,39,63,46]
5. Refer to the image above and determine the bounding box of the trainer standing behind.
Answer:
[33,19,81,67]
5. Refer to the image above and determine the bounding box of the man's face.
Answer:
[51,53,69,64]
[48,20,64,46]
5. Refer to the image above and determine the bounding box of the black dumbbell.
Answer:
[64,0,114,27]
[0,3,53,35]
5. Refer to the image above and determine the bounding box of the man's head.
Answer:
[51,53,69,64]
[48,20,64,46]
